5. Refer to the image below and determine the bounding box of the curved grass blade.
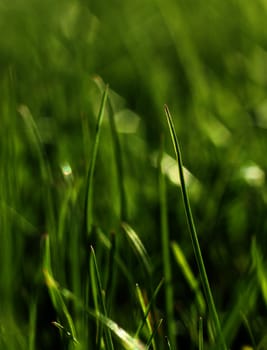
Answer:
[121,222,152,277]
[84,85,109,236]
[164,105,226,350]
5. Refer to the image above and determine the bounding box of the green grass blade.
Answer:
[164,105,226,350]
[199,317,203,350]
[240,312,257,350]
[108,99,128,222]
[96,227,135,287]
[135,283,155,349]
[251,237,267,304]
[146,318,163,349]
[172,241,206,314]
[105,231,117,312]
[85,85,109,236]
[18,106,55,228]
[42,235,78,345]
[166,337,173,350]
[121,222,152,277]
[158,143,176,349]
[135,279,164,339]
[90,246,114,350]
[222,275,257,346]
[95,312,146,350]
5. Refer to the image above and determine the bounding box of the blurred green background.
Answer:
[1,0,267,349]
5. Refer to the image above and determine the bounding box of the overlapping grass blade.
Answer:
[96,227,135,286]
[146,318,163,349]
[90,245,114,350]
[164,105,226,349]
[135,283,158,349]
[135,279,164,339]
[158,144,176,348]
[121,222,152,277]
[84,85,109,236]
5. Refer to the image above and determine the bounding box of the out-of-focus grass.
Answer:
[1,0,267,349]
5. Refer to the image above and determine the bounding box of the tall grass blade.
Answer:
[121,222,152,277]
[172,241,205,314]
[18,106,55,229]
[28,299,37,350]
[108,99,128,221]
[164,105,226,349]
[85,85,109,236]
[158,143,176,349]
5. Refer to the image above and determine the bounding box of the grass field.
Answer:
[1,1,267,349]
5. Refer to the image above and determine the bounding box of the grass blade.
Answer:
[158,143,176,349]
[164,105,226,349]
[172,241,205,314]
[85,85,109,236]
[135,279,164,339]
[95,312,146,350]
[199,317,204,350]
[146,318,163,349]
[42,235,78,345]
[135,283,157,349]
[90,246,114,350]
[121,222,152,277]
[108,98,128,222]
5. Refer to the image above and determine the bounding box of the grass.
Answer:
[1,1,267,349]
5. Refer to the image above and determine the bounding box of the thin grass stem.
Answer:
[84,85,109,236]
[158,140,176,349]
[164,105,226,350]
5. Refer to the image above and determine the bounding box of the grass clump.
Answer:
[2,1,267,349]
